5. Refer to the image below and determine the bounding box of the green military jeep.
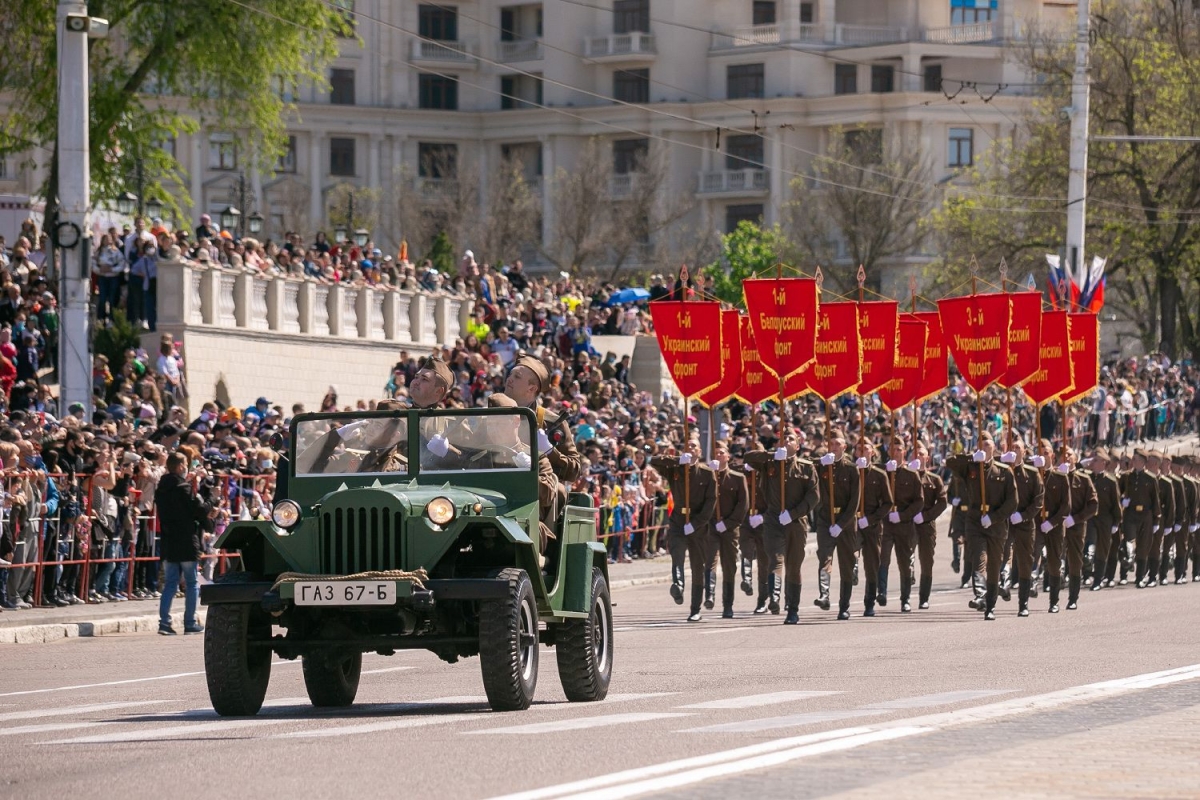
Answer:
[200,407,613,716]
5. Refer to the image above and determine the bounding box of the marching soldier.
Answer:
[1087,448,1122,592]
[738,445,773,613]
[946,431,1018,620]
[1163,456,1190,585]
[651,439,717,622]
[852,438,892,618]
[744,428,820,625]
[814,430,861,620]
[1189,459,1200,582]
[1146,451,1174,588]
[914,440,948,610]
[1004,437,1043,616]
[1181,457,1198,583]
[1063,448,1098,610]
[1036,438,1071,613]
[948,471,968,584]
[1119,449,1160,587]
[705,440,748,618]
[881,437,925,613]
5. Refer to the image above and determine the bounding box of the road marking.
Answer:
[697,626,756,635]
[863,689,1013,710]
[360,666,416,676]
[0,672,207,698]
[44,697,314,744]
[281,712,486,739]
[2,721,109,737]
[468,712,690,735]
[679,691,840,710]
[0,700,169,723]
[683,709,882,734]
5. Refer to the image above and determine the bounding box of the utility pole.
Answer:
[1064,0,1091,307]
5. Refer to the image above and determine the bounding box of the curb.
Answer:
[0,609,207,645]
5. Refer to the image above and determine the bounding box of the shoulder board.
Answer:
[727,469,744,478]
[796,458,813,467]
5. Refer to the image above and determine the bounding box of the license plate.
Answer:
[294,581,395,606]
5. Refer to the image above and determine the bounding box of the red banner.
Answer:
[783,302,861,400]
[736,314,777,405]
[743,278,819,380]
[1061,312,1100,404]
[1002,291,1043,388]
[877,315,928,412]
[698,309,743,408]
[856,300,899,396]
[649,300,723,397]
[1021,311,1074,406]
[913,310,947,405]
[938,293,1011,391]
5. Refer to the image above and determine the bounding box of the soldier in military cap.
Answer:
[1177,456,1197,583]
[1163,455,1191,585]
[486,392,558,557]
[914,439,948,610]
[947,472,968,583]
[813,430,860,620]
[1145,450,1174,588]
[1188,459,1200,581]
[1062,448,1098,610]
[946,431,1018,620]
[1035,438,1071,612]
[880,436,925,613]
[651,438,717,622]
[409,356,455,409]
[1119,448,1160,586]
[744,428,820,624]
[1087,448,1122,591]
[738,444,772,612]
[851,437,892,618]
[705,439,749,618]
[1003,437,1042,616]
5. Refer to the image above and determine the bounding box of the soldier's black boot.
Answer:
[687,583,704,622]
[1175,553,1188,584]
[769,575,781,615]
[783,582,801,625]
[876,566,889,607]
[754,575,770,613]
[721,580,735,619]
[900,576,912,613]
[1028,570,1039,598]
[983,584,998,620]
[918,574,932,609]
[863,582,877,617]
[704,570,716,610]
[1146,557,1159,588]
[740,557,754,595]
[814,567,831,610]
[837,583,852,620]
[1067,575,1081,609]
[1091,563,1105,591]
[670,564,685,605]
[1017,579,1031,617]
[1135,558,1147,588]
[1048,576,1061,613]
[1158,558,1170,586]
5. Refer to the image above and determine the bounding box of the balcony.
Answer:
[697,169,769,196]
[411,38,476,67]
[498,38,543,62]
[923,21,997,44]
[584,31,656,62]
[835,24,908,46]
[609,173,642,197]
[412,176,458,199]
[711,22,823,49]
[710,22,1002,50]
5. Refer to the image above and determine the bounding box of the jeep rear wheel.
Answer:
[302,650,362,707]
[479,568,539,711]
[556,567,613,702]
[204,574,272,717]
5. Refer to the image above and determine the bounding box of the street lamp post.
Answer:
[333,191,369,247]
[224,172,263,238]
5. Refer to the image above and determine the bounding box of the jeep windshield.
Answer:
[294,416,410,476]
[418,412,535,475]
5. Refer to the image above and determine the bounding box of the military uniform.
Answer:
[947,472,968,580]
[744,450,820,623]
[1064,468,1098,608]
[1008,461,1044,614]
[1088,457,1122,590]
[650,456,717,618]
[739,466,772,611]
[1150,463,1175,587]
[915,467,948,608]
[880,464,925,612]
[1118,461,1160,585]
[1039,467,1071,610]
[946,451,1018,617]
[706,466,748,617]
[1179,464,1197,582]
[813,452,861,618]
[856,462,893,617]
[1161,466,1188,584]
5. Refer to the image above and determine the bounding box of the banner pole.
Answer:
[681,264,691,521]
[909,275,918,461]
[857,265,866,519]
[1001,261,1014,454]
[777,262,786,502]
[970,256,987,511]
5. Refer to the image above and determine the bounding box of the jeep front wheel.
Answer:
[479,568,539,711]
[302,650,362,707]
[556,567,613,702]
[204,578,272,716]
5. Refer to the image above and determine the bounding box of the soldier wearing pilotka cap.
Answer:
[1119,448,1159,586]
[1062,448,1098,610]
[1086,448,1122,591]
[504,351,583,507]
[1145,450,1174,588]
[1002,436,1042,617]
[1161,455,1190,585]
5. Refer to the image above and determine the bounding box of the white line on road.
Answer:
[280,712,486,739]
[679,691,840,710]
[0,700,169,723]
[0,672,207,698]
[360,666,416,676]
[697,626,756,635]
[683,709,882,734]
[2,721,108,737]
[862,689,1013,710]
[468,712,691,735]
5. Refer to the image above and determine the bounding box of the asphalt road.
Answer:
[3,552,1200,800]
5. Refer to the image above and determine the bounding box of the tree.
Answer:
[475,155,542,267]
[0,1,350,223]
[326,182,381,241]
[784,126,936,293]
[702,221,794,306]
[427,230,456,276]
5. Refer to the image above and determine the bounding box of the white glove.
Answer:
[707,459,720,471]
[907,459,921,471]
[820,453,835,466]
[1121,498,1130,508]
[857,516,868,530]
[914,512,924,524]
[774,448,788,461]
[1153,524,1160,533]
[683,523,695,536]
[1010,512,1022,525]
[1174,524,1181,533]
[886,460,897,472]
[951,497,961,507]
[679,453,693,465]
[1056,462,1070,474]
[1040,520,1052,533]
[888,511,900,524]
[715,521,727,533]
[513,451,532,469]
[981,514,992,529]
[779,510,792,526]
[1000,452,1016,464]
[1032,456,1046,469]
[749,514,763,528]
[1191,524,1199,533]
[829,523,842,537]
[1064,514,1075,528]
[972,450,987,462]
[856,457,868,469]
[537,429,552,453]
[1112,525,1119,534]
[427,434,450,458]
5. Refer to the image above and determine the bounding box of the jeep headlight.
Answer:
[426,496,456,526]
[271,500,302,529]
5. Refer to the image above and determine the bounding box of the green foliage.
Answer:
[93,309,142,399]
[703,221,791,306]
[427,230,456,275]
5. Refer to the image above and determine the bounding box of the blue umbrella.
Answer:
[607,288,650,306]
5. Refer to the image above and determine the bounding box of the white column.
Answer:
[540,136,555,256]
[781,0,801,40]
[190,134,204,212]
[309,134,324,230]
[766,133,784,226]
[368,133,382,190]
[902,53,922,92]
[477,143,489,222]
[820,0,836,41]
[249,163,263,218]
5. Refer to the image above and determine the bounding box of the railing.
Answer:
[609,173,640,197]
[698,169,769,194]
[923,21,996,44]
[413,176,457,199]
[498,38,543,61]
[411,38,474,63]
[584,31,656,58]
[836,24,908,45]
[710,21,1001,50]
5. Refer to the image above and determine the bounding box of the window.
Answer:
[419,143,458,178]
[725,135,764,171]
[924,64,943,93]
[419,4,458,40]
[500,8,517,40]
[332,0,355,35]
[845,128,882,164]
[501,143,544,178]
[613,68,649,103]
[330,138,356,176]
[949,127,974,167]
[419,74,459,109]
[613,0,649,34]
[727,63,765,100]
[208,134,237,171]
[753,1,776,25]
[834,64,857,95]
[870,65,894,93]
[330,68,355,105]
[277,136,297,173]
[0,157,7,179]
[725,204,763,233]
[950,0,996,25]
[501,74,543,109]
[613,138,649,174]
[800,2,814,23]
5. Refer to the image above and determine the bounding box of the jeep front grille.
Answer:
[320,507,405,574]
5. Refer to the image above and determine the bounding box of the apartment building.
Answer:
[0,0,1075,275]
